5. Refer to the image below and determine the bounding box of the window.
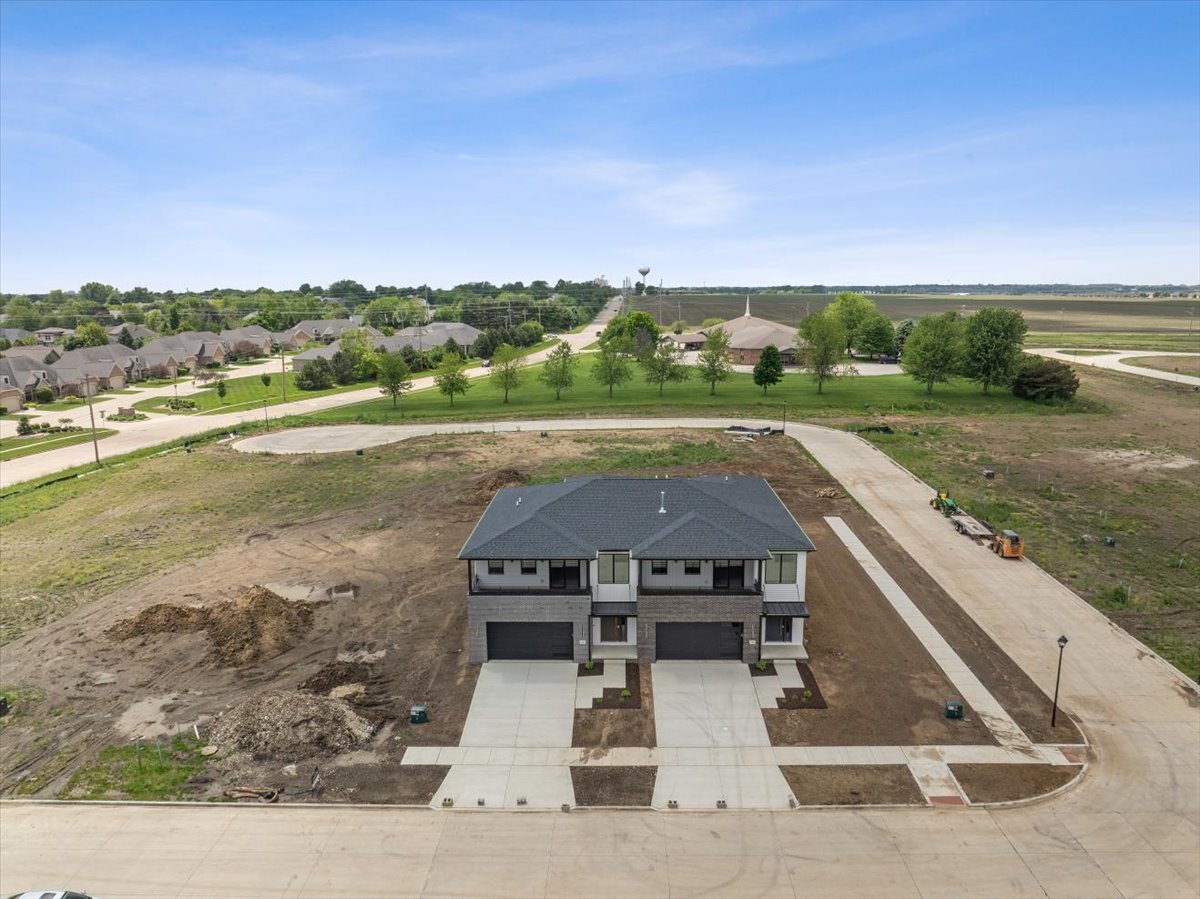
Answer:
[520,560,538,575]
[650,560,668,575]
[599,615,628,642]
[550,560,581,589]
[684,560,701,575]
[598,553,629,584]
[713,560,745,590]
[487,560,504,575]
[764,553,798,584]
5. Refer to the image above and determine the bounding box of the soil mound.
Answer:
[107,586,320,667]
[211,689,373,758]
[299,661,373,695]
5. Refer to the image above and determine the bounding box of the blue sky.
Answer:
[1,0,1197,292]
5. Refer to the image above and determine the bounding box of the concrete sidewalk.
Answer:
[1027,347,1200,386]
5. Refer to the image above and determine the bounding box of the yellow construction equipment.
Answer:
[991,530,1024,559]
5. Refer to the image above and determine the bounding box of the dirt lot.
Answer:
[780,765,925,806]
[950,763,1082,804]
[573,663,656,748]
[570,766,657,806]
[0,428,1079,801]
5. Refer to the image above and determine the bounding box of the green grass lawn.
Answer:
[0,429,117,461]
[1028,332,1200,352]
[133,371,374,415]
[302,355,1079,426]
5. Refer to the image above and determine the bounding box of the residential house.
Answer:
[458,475,815,663]
[2,346,60,364]
[289,343,339,372]
[283,319,383,345]
[106,323,158,343]
[139,332,229,371]
[50,359,127,394]
[0,328,32,343]
[35,327,74,346]
[53,344,146,385]
[384,321,483,353]
[0,356,58,402]
[0,381,22,413]
[219,326,274,358]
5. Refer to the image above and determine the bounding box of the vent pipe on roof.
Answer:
[516,497,522,506]
[659,491,666,514]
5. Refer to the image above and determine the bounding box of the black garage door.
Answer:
[486,622,574,660]
[656,622,743,660]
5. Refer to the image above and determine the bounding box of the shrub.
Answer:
[165,398,197,411]
[34,386,54,404]
[295,357,335,390]
[755,660,768,671]
[1012,357,1080,402]
[620,688,632,699]
[16,417,35,436]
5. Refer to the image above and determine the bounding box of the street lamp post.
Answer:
[280,347,287,403]
[1050,635,1069,728]
[263,398,269,430]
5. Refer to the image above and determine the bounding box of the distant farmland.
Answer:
[633,293,1198,338]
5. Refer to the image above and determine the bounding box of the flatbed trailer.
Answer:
[951,513,995,540]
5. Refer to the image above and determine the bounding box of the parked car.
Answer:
[480,359,492,368]
[7,892,95,899]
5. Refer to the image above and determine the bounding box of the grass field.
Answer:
[132,371,371,415]
[1030,332,1200,351]
[1124,355,1200,376]
[301,355,1078,426]
[635,293,1199,338]
[0,429,116,461]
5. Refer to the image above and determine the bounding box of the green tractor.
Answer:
[931,488,959,517]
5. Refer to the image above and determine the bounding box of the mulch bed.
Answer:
[780,764,924,806]
[950,763,1082,804]
[749,661,778,677]
[775,662,828,709]
[570,766,656,806]
[577,661,604,677]
[592,661,642,709]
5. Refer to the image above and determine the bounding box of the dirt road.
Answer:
[3,418,1196,898]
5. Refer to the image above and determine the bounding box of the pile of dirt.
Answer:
[299,661,373,695]
[815,487,842,499]
[211,689,373,758]
[476,468,526,494]
[107,585,320,667]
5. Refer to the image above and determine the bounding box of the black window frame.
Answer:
[520,560,538,575]
[684,560,701,575]
[487,560,505,575]
[549,559,581,589]
[650,559,668,576]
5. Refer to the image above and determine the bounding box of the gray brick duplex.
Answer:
[458,476,816,663]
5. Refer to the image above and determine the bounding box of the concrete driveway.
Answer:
[459,661,577,748]
[652,661,770,748]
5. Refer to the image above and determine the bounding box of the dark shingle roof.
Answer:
[459,476,814,560]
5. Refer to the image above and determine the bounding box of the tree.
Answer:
[260,373,272,391]
[1012,357,1079,402]
[901,313,963,394]
[489,343,526,403]
[443,336,462,359]
[78,282,117,305]
[827,292,874,354]
[700,316,725,328]
[2,296,38,330]
[377,352,414,409]
[337,328,379,380]
[592,338,634,398]
[894,318,915,355]
[17,416,35,435]
[116,327,136,349]
[601,312,660,359]
[329,350,357,385]
[640,340,690,396]
[216,379,227,400]
[695,327,732,395]
[471,331,495,359]
[753,345,784,394]
[962,307,1028,394]
[797,311,846,394]
[539,342,578,400]
[296,357,335,390]
[144,309,165,333]
[63,320,109,349]
[434,353,471,406]
[668,319,687,335]
[35,385,54,404]
[856,312,896,358]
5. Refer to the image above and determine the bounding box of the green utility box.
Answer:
[409,705,429,725]
[945,701,964,719]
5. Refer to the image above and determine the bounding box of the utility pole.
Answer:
[263,398,269,430]
[83,375,101,466]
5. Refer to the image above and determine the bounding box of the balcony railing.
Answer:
[469,585,591,597]
[638,585,762,596]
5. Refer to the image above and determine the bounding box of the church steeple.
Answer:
[744,295,751,318]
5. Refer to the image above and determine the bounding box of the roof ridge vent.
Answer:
[659,491,666,514]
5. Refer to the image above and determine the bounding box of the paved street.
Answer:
[1026,347,1200,385]
[2,418,1196,897]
